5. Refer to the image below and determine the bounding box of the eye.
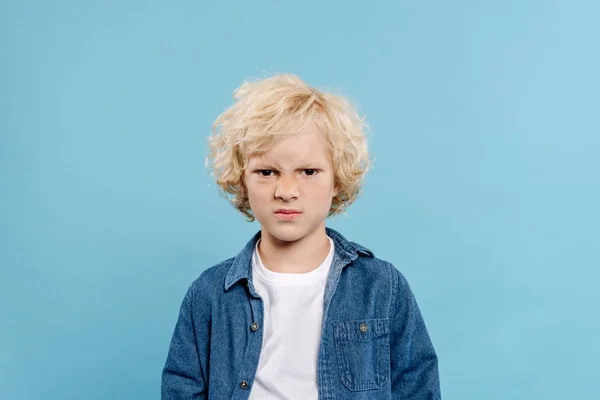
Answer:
[256,169,275,177]
[303,169,319,176]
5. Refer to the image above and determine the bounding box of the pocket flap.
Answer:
[334,318,390,341]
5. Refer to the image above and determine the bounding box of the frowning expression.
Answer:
[243,122,339,243]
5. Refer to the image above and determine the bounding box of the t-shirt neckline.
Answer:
[252,236,334,286]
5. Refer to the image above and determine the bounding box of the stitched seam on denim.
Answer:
[233,296,262,397]
[394,268,417,395]
[186,284,206,392]
[334,319,389,392]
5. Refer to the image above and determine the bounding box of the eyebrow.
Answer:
[251,163,323,170]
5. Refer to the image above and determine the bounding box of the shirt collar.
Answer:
[224,227,374,292]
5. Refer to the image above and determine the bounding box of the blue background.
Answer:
[2,0,599,398]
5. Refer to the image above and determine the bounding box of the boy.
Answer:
[162,74,441,399]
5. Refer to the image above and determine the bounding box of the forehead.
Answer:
[248,123,331,166]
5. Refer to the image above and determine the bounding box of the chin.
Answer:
[261,223,313,243]
[267,227,306,243]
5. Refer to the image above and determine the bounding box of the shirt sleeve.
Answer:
[389,265,442,399]
[161,285,208,399]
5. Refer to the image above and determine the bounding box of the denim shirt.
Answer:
[162,228,441,399]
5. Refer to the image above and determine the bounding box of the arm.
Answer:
[161,286,208,399]
[389,266,441,399]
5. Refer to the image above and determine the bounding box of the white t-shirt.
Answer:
[248,236,335,400]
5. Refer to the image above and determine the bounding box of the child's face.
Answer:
[243,121,339,244]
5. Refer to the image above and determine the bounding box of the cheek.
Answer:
[311,182,337,202]
[246,183,272,206]
[322,176,337,193]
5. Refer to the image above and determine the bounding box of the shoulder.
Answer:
[185,257,235,300]
[345,237,411,291]
[329,227,405,281]
[347,245,417,319]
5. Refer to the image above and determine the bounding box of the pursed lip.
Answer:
[274,209,302,214]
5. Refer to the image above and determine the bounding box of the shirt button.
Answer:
[240,380,249,389]
[359,323,369,333]
[250,322,259,331]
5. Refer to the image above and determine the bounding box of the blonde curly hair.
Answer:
[206,73,372,222]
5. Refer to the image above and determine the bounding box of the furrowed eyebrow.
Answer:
[254,166,322,172]
[297,165,322,169]
[249,158,325,169]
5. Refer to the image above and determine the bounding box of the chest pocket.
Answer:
[333,318,390,391]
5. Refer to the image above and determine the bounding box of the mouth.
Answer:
[274,210,302,220]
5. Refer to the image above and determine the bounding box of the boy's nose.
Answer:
[275,178,299,201]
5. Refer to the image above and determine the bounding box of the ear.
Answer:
[332,183,340,198]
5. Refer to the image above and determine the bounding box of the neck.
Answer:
[258,225,331,274]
